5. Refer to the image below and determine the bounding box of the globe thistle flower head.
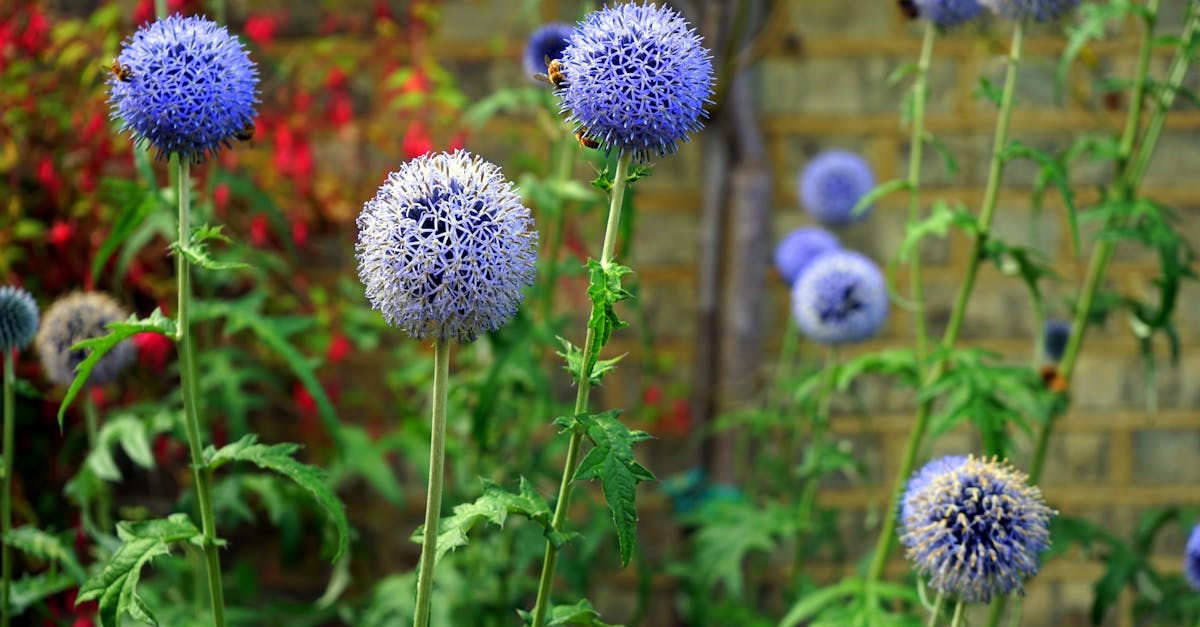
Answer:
[899,455,968,534]
[356,151,538,344]
[524,22,575,81]
[913,0,986,28]
[979,0,1079,21]
[1186,524,1200,591]
[557,2,714,163]
[109,14,259,163]
[900,455,1055,603]
[773,227,839,287]
[800,150,876,226]
[1043,319,1070,362]
[36,292,136,387]
[791,251,889,344]
[0,286,39,351]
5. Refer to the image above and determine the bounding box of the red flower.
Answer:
[325,67,347,90]
[657,398,692,437]
[47,220,74,248]
[326,334,352,364]
[213,182,230,214]
[642,385,663,407]
[89,387,107,411]
[244,13,279,47]
[249,214,270,247]
[153,434,186,467]
[133,332,173,371]
[448,130,468,152]
[328,92,353,128]
[402,122,433,160]
[294,381,316,415]
[37,156,62,202]
[289,215,308,248]
[18,7,49,54]
[133,0,155,25]
[401,69,429,95]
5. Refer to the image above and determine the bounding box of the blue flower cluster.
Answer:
[109,15,259,162]
[913,0,985,28]
[773,227,839,287]
[0,286,39,351]
[799,150,876,226]
[790,251,889,345]
[557,2,714,162]
[1043,319,1071,362]
[980,0,1079,21]
[356,151,538,344]
[35,292,136,386]
[1186,524,1200,591]
[524,22,575,80]
[900,455,1055,603]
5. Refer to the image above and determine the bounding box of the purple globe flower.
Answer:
[913,0,986,27]
[800,150,876,226]
[557,2,714,162]
[0,286,39,352]
[791,251,889,344]
[899,455,968,535]
[356,151,538,344]
[773,227,839,287]
[979,0,1080,21]
[900,456,1055,603]
[36,292,136,386]
[524,22,575,81]
[1186,524,1200,591]
[109,15,259,162]
[1043,319,1071,362]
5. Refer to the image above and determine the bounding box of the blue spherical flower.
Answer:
[557,2,714,162]
[35,292,136,386]
[109,15,259,162]
[979,0,1079,21]
[0,286,39,351]
[356,151,538,343]
[1043,319,1070,362]
[800,150,876,226]
[899,455,968,532]
[900,455,1055,603]
[524,22,575,81]
[791,251,889,344]
[914,0,986,27]
[773,227,840,287]
[1185,524,1200,591]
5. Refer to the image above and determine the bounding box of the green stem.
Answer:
[540,136,577,321]
[177,160,225,627]
[413,340,450,627]
[2,351,14,627]
[926,592,944,627]
[949,600,965,627]
[984,594,1007,627]
[154,0,167,18]
[907,20,937,366]
[530,153,632,627]
[84,394,113,533]
[789,347,838,592]
[866,20,1025,594]
[1007,596,1023,627]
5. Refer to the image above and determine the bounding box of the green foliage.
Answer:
[850,178,909,220]
[585,260,633,357]
[77,514,204,627]
[897,200,978,263]
[688,500,792,596]
[10,572,79,615]
[518,598,621,626]
[206,434,349,561]
[556,336,625,386]
[568,410,655,566]
[3,526,86,582]
[412,477,554,565]
[57,309,177,428]
[170,223,252,271]
[87,411,173,481]
[1001,140,1081,254]
[93,178,166,283]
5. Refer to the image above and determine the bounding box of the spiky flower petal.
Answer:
[524,22,575,81]
[773,227,839,287]
[791,251,889,344]
[913,0,986,27]
[900,455,1055,603]
[1186,524,1200,591]
[0,286,39,351]
[35,292,136,386]
[356,151,538,343]
[557,2,714,162]
[979,0,1079,21]
[799,150,876,226]
[109,15,259,162]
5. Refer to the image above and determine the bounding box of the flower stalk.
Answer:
[906,20,936,364]
[2,350,14,627]
[414,340,450,627]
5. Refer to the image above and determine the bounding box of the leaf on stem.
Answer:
[897,200,977,263]
[169,223,252,271]
[571,410,655,566]
[3,526,87,582]
[86,412,168,481]
[517,598,622,626]
[849,178,909,220]
[411,477,556,565]
[556,336,625,386]
[585,259,633,357]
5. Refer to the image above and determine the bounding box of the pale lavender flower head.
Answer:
[1186,524,1200,591]
[979,0,1079,21]
[900,456,1055,603]
[557,2,714,162]
[524,22,575,80]
[773,227,839,287]
[899,455,968,531]
[1043,319,1070,362]
[800,150,876,226]
[109,15,259,162]
[356,151,538,344]
[35,292,135,386]
[914,0,986,27]
[791,251,889,344]
[0,286,39,351]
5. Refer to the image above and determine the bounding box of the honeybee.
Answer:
[897,0,919,19]
[534,55,568,88]
[575,128,600,149]
[109,58,133,82]
[233,121,255,142]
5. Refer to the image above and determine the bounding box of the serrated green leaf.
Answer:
[412,477,552,564]
[169,223,251,271]
[9,571,78,614]
[975,76,1003,107]
[897,200,978,263]
[556,336,626,386]
[87,413,163,482]
[688,500,792,596]
[572,410,655,566]
[57,309,177,429]
[518,598,622,626]
[206,434,349,561]
[585,260,633,365]
[3,526,86,582]
[78,513,201,627]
